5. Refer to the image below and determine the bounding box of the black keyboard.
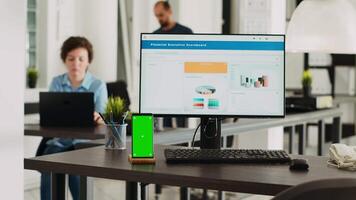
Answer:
[164,148,291,164]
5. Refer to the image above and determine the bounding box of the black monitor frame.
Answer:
[139,33,286,119]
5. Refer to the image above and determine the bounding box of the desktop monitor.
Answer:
[139,33,285,148]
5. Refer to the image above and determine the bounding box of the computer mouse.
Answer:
[289,159,309,171]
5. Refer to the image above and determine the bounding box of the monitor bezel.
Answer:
[139,33,285,118]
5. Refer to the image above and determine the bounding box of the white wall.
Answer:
[128,0,223,111]
[0,0,25,199]
[171,0,223,33]
[231,0,285,34]
[37,0,118,87]
[128,0,159,111]
[285,52,303,89]
[76,0,118,82]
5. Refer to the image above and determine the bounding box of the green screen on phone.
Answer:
[132,114,154,158]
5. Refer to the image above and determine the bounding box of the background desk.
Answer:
[24,124,107,140]
[25,144,356,200]
[157,108,342,155]
[25,108,343,155]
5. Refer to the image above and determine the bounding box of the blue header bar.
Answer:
[142,40,284,51]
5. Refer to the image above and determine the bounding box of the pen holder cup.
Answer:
[105,123,127,150]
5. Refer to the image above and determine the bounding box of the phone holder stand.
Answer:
[128,155,156,164]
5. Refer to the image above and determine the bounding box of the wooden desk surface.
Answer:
[24,144,356,195]
[24,124,107,139]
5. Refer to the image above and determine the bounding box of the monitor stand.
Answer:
[200,117,221,149]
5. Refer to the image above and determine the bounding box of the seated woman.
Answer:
[39,36,108,200]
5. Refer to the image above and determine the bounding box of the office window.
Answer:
[26,0,36,68]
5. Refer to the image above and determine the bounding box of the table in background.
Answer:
[25,108,343,154]
[24,124,107,140]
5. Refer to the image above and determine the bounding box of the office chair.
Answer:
[106,80,131,110]
[272,178,356,200]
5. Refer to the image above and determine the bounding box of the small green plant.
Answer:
[104,96,130,124]
[302,70,312,87]
[27,66,38,78]
[27,66,38,88]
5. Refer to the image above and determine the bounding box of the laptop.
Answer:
[40,92,94,127]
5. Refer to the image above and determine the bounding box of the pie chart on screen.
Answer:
[195,85,216,95]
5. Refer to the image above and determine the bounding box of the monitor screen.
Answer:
[139,34,285,117]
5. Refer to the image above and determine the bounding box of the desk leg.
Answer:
[222,136,227,148]
[140,183,148,200]
[289,126,295,154]
[178,141,191,200]
[79,176,87,200]
[180,187,190,200]
[155,184,162,195]
[298,124,306,155]
[126,181,138,200]
[51,173,65,200]
[318,120,325,156]
[202,189,208,199]
[332,117,342,143]
[218,191,225,200]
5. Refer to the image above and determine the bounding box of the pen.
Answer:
[99,112,123,145]
[122,111,129,124]
[98,113,115,147]
[98,112,108,124]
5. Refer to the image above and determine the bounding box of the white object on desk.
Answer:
[316,96,333,109]
[310,69,332,95]
[24,114,40,125]
[25,88,47,103]
[329,143,356,171]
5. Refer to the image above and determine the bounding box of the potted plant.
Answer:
[27,66,38,88]
[302,70,312,98]
[104,96,130,123]
[103,96,131,149]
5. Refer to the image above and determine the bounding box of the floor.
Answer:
[24,133,356,200]
[24,181,273,200]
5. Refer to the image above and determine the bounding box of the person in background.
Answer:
[38,36,108,200]
[153,1,193,34]
[153,1,193,129]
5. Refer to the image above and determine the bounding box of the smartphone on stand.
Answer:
[131,113,154,158]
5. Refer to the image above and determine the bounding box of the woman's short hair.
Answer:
[60,36,93,63]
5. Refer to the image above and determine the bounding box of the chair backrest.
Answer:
[272,178,356,200]
[106,80,131,110]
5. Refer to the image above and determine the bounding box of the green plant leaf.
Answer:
[104,96,128,123]
[27,66,38,79]
[302,70,312,86]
